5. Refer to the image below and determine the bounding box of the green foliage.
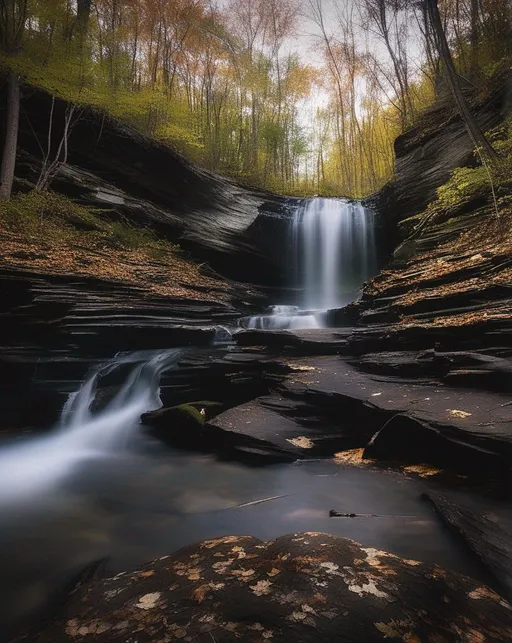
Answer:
[431,143,512,217]
[0,190,103,233]
[3,0,512,200]
[106,220,168,255]
[436,166,490,210]
[0,191,176,258]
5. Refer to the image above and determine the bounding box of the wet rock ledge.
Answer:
[25,532,512,643]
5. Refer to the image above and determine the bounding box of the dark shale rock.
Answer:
[11,87,292,288]
[363,413,508,480]
[141,403,207,449]
[352,68,512,355]
[206,397,353,459]
[27,532,512,643]
[424,491,512,602]
[0,268,241,429]
[375,68,511,237]
[157,350,292,413]
[352,350,512,394]
[141,401,224,449]
[141,386,297,464]
[273,355,512,483]
[235,328,352,355]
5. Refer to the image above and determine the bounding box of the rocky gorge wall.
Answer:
[10,87,292,288]
[0,88,297,431]
[371,66,512,242]
[352,67,512,354]
[2,71,512,433]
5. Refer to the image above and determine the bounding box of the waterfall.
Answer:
[0,349,182,504]
[242,198,377,330]
[297,198,376,310]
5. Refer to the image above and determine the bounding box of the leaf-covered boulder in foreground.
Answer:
[29,532,512,642]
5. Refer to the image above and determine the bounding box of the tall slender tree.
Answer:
[425,0,497,159]
[0,0,28,200]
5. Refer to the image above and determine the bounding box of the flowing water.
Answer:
[242,198,377,330]
[298,198,376,310]
[0,350,182,505]
[0,347,487,638]
[0,198,486,638]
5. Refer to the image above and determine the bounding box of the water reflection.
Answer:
[0,435,485,638]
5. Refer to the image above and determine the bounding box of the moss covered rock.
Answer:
[141,401,224,448]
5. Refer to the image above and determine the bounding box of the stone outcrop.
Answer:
[25,533,512,643]
[135,343,512,486]
[424,492,512,602]
[351,68,512,354]
[371,67,511,237]
[11,87,293,287]
[0,267,248,430]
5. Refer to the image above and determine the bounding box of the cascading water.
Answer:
[241,198,377,330]
[297,198,377,310]
[245,306,319,330]
[0,349,182,504]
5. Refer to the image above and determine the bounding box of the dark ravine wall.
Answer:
[353,68,512,354]
[369,67,512,245]
[11,88,291,287]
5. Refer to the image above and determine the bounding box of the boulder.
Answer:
[207,396,361,459]
[141,400,295,464]
[28,533,512,642]
[424,491,512,601]
[363,413,508,481]
[141,402,223,449]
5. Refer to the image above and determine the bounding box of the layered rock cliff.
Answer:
[10,87,292,287]
[353,68,512,353]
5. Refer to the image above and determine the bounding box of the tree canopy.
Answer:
[0,0,511,198]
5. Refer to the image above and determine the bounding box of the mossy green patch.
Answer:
[142,404,206,433]
[169,404,206,429]
[141,402,225,435]
[0,190,177,258]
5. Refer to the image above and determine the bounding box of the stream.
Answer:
[0,198,487,637]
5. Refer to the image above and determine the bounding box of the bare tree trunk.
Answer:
[0,71,20,200]
[470,0,480,79]
[36,103,78,192]
[76,0,92,31]
[67,0,91,40]
[426,0,497,159]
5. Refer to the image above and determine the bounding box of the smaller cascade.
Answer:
[0,349,182,505]
[240,305,321,330]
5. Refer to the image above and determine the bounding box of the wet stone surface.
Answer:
[28,532,512,642]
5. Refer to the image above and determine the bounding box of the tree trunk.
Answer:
[77,0,92,30]
[426,0,497,159]
[36,104,78,192]
[0,71,20,200]
[470,0,480,79]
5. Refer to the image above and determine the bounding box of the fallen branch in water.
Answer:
[329,510,416,518]
[229,494,291,510]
